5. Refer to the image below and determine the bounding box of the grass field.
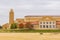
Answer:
[0,29,60,33]
[0,29,60,40]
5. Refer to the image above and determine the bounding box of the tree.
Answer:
[0,26,2,29]
[19,23,24,29]
[10,23,17,29]
[25,22,33,29]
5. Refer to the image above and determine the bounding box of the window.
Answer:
[40,22,42,24]
[50,22,51,24]
[53,22,55,24]
[43,22,45,24]
[39,21,56,29]
[53,25,55,28]
[43,25,45,28]
[46,25,48,28]
[40,25,42,28]
[46,22,48,24]
[50,25,51,28]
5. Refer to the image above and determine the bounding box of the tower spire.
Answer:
[9,9,14,25]
[10,9,14,12]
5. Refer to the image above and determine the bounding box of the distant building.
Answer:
[16,18,24,24]
[9,9,14,28]
[9,9,14,25]
[2,9,60,30]
[2,9,15,29]
[24,15,60,29]
[15,18,25,28]
[2,23,9,29]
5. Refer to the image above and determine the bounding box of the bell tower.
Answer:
[9,9,14,25]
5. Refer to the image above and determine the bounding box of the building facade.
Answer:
[24,15,60,30]
[2,9,14,29]
[2,23,9,29]
[2,9,60,30]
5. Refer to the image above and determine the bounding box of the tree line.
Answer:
[10,22,34,29]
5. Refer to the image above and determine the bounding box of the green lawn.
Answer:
[0,29,60,33]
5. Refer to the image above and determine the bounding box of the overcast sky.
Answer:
[0,0,60,25]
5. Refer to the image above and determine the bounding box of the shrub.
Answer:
[19,23,24,29]
[25,22,33,29]
[10,23,17,29]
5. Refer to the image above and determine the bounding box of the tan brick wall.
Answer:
[24,16,60,29]
[9,9,14,25]
[33,25,39,29]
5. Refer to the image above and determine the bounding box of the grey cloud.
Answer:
[0,0,60,25]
